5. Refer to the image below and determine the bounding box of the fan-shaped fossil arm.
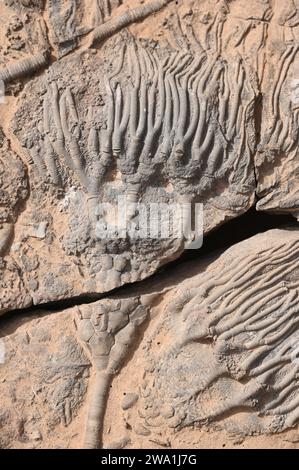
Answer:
[113,84,130,155]
[128,45,141,138]
[46,83,74,170]
[227,58,245,140]
[218,64,230,130]
[272,46,298,117]
[103,77,115,155]
[43,96,61,185]
[183,68,204,148]
[59,90,89,189]
[44,135,62,186]
[264,382,299,413]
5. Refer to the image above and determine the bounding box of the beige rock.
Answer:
[1,0,299,453]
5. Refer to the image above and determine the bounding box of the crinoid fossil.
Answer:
[136,229,299,438]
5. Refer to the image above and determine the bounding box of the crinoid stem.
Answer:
[125,183,141,221]
[83,370,112,449]
[0,223,13,256]
[87,195,100,225]
[175,194,195,243]
[0,52,48,83]
[90,0,174,46]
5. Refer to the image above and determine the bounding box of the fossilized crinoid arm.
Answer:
[136,230,299,436]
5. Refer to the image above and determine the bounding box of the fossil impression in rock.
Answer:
[74,296,149,448]
[1,0,299,451]
[0,308,91,448]
[9,24,257,309]
[28,43,255,203]
[0,2,50,85]
[254,0,299,216]
[0,129,30,313]
[130,229,299,441]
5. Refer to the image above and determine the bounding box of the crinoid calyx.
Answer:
[10,31,257,307]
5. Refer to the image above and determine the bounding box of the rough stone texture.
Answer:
[99,228,299,448]
[0,308,90,449]
[0,128,31,314]
[0,0,299,451]
[2,229,299,448]
[255,2,299,216]
[0,0,274,312]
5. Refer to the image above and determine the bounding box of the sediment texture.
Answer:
[0,0,299,450]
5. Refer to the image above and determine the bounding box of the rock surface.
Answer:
[0,0,297,312]
[2,228,299,448]
[0,308,90,448]
[0,0,299,450]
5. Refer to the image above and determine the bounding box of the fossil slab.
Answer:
[2,228,299,448]
[4,0,299,313]
[128,228,299,444]
[5,0,265,312]
[94,228,299,448]
[0,0,299,451]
